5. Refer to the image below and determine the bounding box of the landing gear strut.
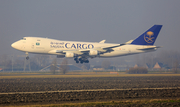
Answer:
[25,52,29,60]
[24,52,31,71]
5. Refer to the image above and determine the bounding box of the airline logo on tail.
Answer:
[131,25,162,45]
[144,31,154,43]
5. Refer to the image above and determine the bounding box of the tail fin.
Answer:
[131,25,162,45]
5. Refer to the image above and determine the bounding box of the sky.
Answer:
[0,0,180,57]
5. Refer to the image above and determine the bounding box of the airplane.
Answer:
[11,25,162,64]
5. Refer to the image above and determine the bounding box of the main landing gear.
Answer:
[74,57,89,64]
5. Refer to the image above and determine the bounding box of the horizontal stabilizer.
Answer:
[137,46,162,50]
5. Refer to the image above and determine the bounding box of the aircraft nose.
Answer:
[11,43,16,48]
[11,42,18,49]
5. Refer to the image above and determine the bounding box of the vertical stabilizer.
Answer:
[131,25,162,45]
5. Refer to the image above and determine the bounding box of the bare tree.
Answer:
[33,55,50,68]
[172,60,179,73]
[0,54,11,71]
[101,60,111,70]
[81,63,90,70]
[60,58,69,74]
[50,58,57,74]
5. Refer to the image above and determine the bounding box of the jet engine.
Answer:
[65,52,74,58]
[89,50,99,56]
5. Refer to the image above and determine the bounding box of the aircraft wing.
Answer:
[101,44,125,49]
[49,40,131,56]
[77,43,128,55]
[49,43,124,56]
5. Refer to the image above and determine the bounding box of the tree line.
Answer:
[0,50,179,72]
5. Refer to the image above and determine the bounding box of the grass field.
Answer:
[1,72,180,107]
[33,99,180,107]
[3,98,180,107]
[1,71,180,79]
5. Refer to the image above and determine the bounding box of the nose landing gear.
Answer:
[26,56,29,60]
[24,52,31,71]
[25,52,29,60]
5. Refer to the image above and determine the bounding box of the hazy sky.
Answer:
[0,0,180,56]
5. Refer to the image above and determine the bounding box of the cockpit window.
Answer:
[21,38,26,40]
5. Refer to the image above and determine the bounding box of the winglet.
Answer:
[99,40,106,43]
[131,25,162,45]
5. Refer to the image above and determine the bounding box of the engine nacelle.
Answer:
[89,50,99,56]
[65,52,74,58]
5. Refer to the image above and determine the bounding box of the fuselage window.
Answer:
[21,38,26,40]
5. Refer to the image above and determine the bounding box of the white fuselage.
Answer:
[11,37,156,58]
[11,25,162,63]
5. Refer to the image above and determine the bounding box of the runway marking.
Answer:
[0,87,179,95]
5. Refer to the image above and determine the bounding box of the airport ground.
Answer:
[1,72,180,107]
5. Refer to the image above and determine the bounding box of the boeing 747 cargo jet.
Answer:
[11,25,162,64]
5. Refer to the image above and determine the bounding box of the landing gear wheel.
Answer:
[85,60,89,63]
[74,57,78,61]
[26,56,29,60]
